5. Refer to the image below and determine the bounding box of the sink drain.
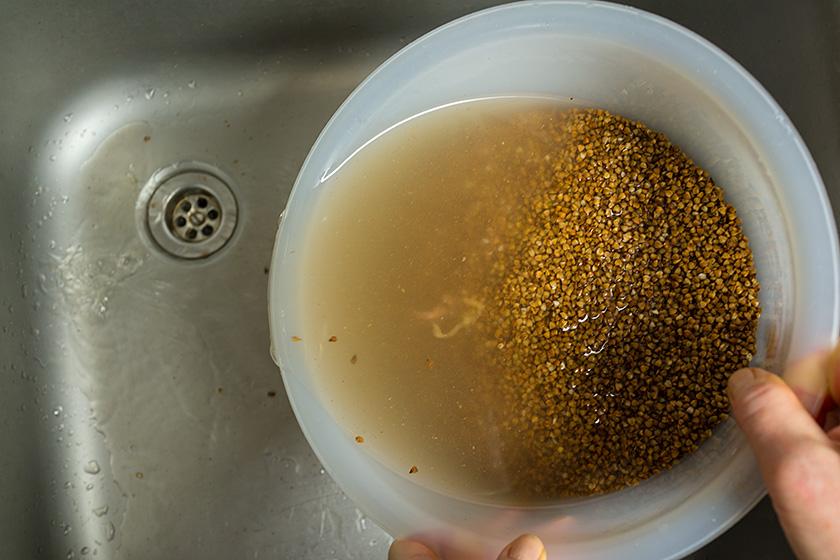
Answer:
[169,190,223,242]
[137,163,238,259]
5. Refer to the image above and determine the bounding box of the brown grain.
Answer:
[482,108,760,497]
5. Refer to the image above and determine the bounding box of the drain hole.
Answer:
[164,188,226,244]
[141,164,238,259]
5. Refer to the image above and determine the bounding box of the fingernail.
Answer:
[727,367,767,400]
[502,534,546,560]
[388,540,439,560]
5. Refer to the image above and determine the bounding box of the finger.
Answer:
[389,539,440,560]
[728,367,840,560]
[496,534,546,560]
[825,342,840,404]
[783,350,830,416]
[728,367,827,473]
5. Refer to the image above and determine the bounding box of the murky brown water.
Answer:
[300,98,560,504]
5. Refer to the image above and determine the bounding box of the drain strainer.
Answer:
[169,190,223,243]
[138,162,238,259]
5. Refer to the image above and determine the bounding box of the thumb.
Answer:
[727,367,827,486]
[496,534,546,560]
[389,540,440,560]
[728,366,840,560]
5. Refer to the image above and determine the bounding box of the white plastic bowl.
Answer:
[269,2,840,558]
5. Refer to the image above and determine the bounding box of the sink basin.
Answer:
[1,1,837,559]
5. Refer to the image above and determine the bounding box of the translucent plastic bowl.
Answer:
[269,2,840,558]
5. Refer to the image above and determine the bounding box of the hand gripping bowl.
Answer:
[269,2,840,558]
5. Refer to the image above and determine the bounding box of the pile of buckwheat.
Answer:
[485,108,760,497]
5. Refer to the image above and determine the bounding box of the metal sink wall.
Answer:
[1,2,837,559]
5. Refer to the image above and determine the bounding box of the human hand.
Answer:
[728,346,840,560]
[388,534,546,560]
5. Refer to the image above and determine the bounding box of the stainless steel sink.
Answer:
[2,1,837,559]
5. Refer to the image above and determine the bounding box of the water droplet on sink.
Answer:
[187,80,196,89]
[53,406,63,416]
[49,155,56,162]
[85,483,94,491]
[63,113,73,123]
[237,90,243,97]
[66,549,75,559]
[354,509,368,533]
[80,547,89,556]
[84,460,101,475]
[63,480,72,489]
[144,88,156,100]
[63,523,72,535]
[105,521,116,542]
[93,504,108,517]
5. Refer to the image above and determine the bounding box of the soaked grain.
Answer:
[300,98,760,503]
